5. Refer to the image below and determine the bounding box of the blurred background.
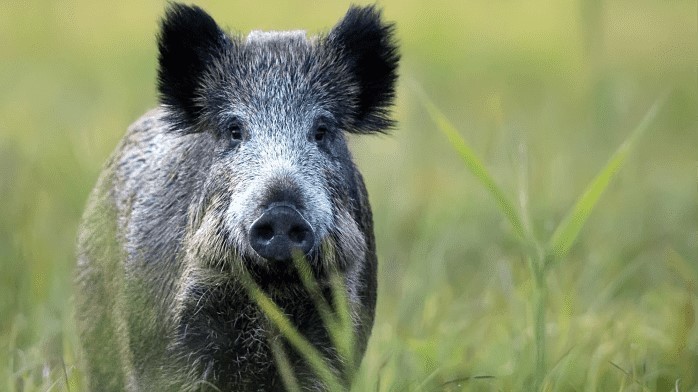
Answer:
[1,0,696,390]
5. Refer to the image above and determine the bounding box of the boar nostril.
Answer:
[249,205,314,262]
[289,225,309,243]
[256,225,274,241]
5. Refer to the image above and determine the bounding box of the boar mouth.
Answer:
[241,248,326,288]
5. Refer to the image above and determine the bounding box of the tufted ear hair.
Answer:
[157,3,228,130]
[329,5,400,134]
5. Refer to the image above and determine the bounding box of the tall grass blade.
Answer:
[329,273,356,378]
[239,271,345,391]
[292,251,356,378]
[414,85,527,242]
[546,96,665,265]
[270,337,302,392]
[292,253,339,335]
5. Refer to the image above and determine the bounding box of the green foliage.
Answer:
[415,84,527,244]
[420,82,666,389]
[1,0,696,391]
[546,95,666,265]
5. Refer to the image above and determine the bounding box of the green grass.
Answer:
[1,0,696,390]
[419,86,667,390]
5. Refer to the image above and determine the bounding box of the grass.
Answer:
[419,86,667,389]
[240,253,363,391]
[1,0,697,391]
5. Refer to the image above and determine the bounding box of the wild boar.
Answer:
[75,3,398,391]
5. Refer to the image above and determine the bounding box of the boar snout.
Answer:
[249,204,314,262]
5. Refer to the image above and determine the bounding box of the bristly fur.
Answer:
[157,3,399,135]
[77,3,398,391]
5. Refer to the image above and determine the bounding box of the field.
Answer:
[1,0,696,390]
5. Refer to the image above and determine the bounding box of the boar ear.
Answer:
[157,3,227,129]
[329,5,400,134]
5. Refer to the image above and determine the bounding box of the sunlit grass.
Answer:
[418,83,667,389]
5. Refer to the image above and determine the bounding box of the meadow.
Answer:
[1,0,696,390]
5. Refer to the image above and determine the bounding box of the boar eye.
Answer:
[226,119,245,145]
[314,126,327,143]
[229,124,243,141]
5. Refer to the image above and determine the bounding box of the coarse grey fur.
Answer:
[75,3,398,392]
